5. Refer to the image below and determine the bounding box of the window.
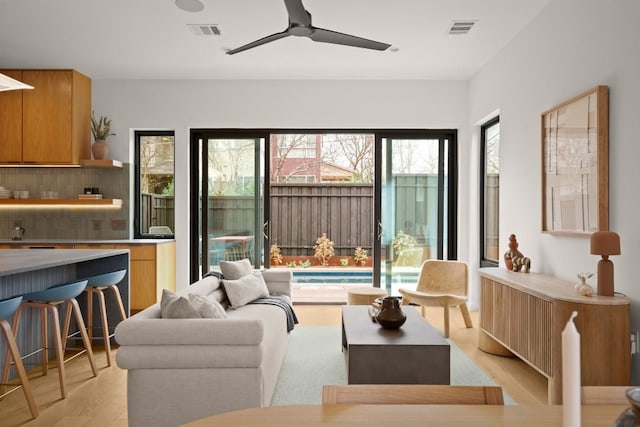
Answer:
[480,117,500,266]
[134,131,175,238]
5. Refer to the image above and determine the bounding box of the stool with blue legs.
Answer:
[0,296,38,418]
[82,269,127,367]
[2,280,98,399]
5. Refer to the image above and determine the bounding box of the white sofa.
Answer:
[115,269,293,427]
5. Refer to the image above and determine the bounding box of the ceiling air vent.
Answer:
[188,24,222,36]
[449,20,477,35]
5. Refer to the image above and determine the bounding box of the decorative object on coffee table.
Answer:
[90,111,115,160]
[503,234,530,273]
[590,230,620,296]
[375,297,406,329]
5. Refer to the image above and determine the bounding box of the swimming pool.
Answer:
[292,269,419,286]
[292,270,373,284]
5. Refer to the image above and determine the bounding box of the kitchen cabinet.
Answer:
[0,69,91,165]
[0,70,24,162]
[113,242,176,313]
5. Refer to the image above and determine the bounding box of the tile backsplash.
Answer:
[0,165,130,240]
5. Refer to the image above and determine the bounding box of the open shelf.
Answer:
[79,159,123,168]
[0,198,123,206]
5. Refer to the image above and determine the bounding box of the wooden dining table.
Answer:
[182,404,627,426]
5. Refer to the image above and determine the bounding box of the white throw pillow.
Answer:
[223,272,269,308]
[219,259,253,280]
[188,293,228,319]
[160,289,200,319]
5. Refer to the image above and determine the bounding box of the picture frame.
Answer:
[541,85,609,236]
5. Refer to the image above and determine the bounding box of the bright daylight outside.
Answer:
[205,133,446,301]
[138,133,175,237]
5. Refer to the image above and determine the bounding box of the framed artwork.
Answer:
[541,86,608,236]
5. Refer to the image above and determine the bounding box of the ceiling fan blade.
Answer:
[308,27,391,51]
[226,31,290,55]
[284,0,311,26]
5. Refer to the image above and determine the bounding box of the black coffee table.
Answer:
[341,305,450,384]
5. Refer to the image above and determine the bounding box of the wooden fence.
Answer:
[140,193,175,233]
[141,175,499,258]
[271,183,374,256]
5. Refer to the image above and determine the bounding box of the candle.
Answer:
[562,311,581,427]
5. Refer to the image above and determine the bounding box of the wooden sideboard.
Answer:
[478,267,630,404]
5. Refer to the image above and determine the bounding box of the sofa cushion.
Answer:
[223,272,269,308]
[161,289,200,318]
[219,259,253,280]
[188,293,227,319]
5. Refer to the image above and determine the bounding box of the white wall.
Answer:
[469,0,640,379]
[91,80,469,289]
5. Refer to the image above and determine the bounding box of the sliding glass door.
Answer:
[191,132,266,277]
[375,132,457,295]
[190,129,457,291]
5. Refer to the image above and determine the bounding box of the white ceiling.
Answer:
[0,0,551,80]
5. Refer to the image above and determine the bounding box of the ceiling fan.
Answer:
[226,0,391,55]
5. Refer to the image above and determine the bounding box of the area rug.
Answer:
[271,326,514,405]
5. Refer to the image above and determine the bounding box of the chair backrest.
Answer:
[148,226,172,235]
[581,386,631,405]
[322,385,504,405]
[415,260,468,296]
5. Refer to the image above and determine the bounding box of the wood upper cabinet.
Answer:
[0,69,24,162]
[0,69,91,164]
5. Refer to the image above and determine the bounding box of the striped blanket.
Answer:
[248,295,299,332]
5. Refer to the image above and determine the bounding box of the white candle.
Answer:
[562,311,581,427]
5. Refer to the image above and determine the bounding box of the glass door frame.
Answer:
[373,130,458,290]
[189,129,271,282]
[189,128,457,285]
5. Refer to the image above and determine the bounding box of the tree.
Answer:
[208,139,254,195]
[140,135,174,193]
[270,134,321,183]
[325,134,374,183]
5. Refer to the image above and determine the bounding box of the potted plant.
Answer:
[392,230,417,259]
[340,258,349,267]
[353,247,368,266]
[90,111,115,160]
[270,244,283,265]
[313,233,335,266]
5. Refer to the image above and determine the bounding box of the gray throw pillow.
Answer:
[219,259,253,280]
[160,289,200,319]
[223,272,269,308]
[188,293,228,319]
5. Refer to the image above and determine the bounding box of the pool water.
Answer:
[293,270,373,284]
[292,269,419,288]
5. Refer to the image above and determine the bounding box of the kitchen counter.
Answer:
[0,248,128,276]
[0,248,130,374]
[0,240,176,312]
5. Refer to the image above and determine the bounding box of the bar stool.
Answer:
[0,296,38,418]
[3,280,98,399]
[82,269,127,367]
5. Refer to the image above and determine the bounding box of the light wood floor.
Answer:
[0,305,548,426]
